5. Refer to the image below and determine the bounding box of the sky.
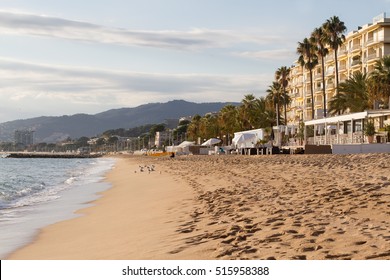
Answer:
[0,0,389,123]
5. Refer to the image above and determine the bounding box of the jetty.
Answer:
[2,152,103,159]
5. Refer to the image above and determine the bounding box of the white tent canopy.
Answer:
[178,141,195,148]
[232,133,256,148]
[232,128,265,148]
[201,138,221,146]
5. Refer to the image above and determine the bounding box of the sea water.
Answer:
[0,157,115,258]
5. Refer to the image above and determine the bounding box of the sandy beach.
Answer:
[8,153,390,260]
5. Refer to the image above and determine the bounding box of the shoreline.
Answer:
[7,153,390,260]
[7,156,211,259]
[0,157,114,259]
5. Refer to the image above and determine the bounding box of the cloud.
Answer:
[0,10,284,51]
[235,49,296,61]
[0,58,269,122]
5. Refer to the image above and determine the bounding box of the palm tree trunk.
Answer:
[310,69,315,119]
[321,56,327,117]
[283,85,287,125]
[334,48,339,93]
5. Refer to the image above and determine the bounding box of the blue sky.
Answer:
[0,0,389,122]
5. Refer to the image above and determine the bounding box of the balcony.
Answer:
[351,59,362,67]
[339,64,347,72]
[338,48,348,57]
[326,55,334,62]
[351,44,361,52]
[364,53,378,63]
[315,86,323,93]
[364,37,376,47]
[326,82,335,90]
[326,69,334,76]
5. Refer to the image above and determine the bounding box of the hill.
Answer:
[0,100,238,143]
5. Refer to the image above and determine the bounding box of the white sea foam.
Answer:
[0,157,116,258]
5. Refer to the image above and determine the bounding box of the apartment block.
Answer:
[287,13,390,125]
[14,130,34,146]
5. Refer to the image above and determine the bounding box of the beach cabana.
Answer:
[201,138,221,146]
[232,133,256,148]
[232,128,265,149]
[176,141,195,154]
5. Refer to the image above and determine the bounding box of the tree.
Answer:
[266,82,282,125]
[219,104,240,137]
[371,55,390,107]
[256,97,277,128]
[199,114,219,140]
[279,91,292,124]
[239,94,258,130]
[323,16,347,92]
[338,72,370,112]
[311,27,329,117]
[149,123,166,137]
[328,93,348,115]
[328,71,370,115]
[186,114,202,141]
[275,66,291,124]
[297,37,318,119]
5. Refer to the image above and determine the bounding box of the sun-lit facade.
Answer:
[287,13,390,126]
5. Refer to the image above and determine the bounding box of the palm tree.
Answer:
[266,82,282,126]
[239,94,258,130]
[186,114,202,141]
[328,71,370,115]
[297,37,318,119]
[338,71,370,112]
[199,114,219,140]
[275,66,291,124]
[311,27,329,117]
[371,55,390,107]
[255,97,276,128]
[328,93,348,116]
[323,16,347,92]
[279,91,292,124]
[219,104,239,142]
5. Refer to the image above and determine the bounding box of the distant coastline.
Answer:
[4,152,102,159]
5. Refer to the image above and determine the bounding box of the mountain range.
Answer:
[0,100,237,143]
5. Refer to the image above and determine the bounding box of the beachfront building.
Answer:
[154,131,169,148]
[287,13,390,126]
[14,130,34,146]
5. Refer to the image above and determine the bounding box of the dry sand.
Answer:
[8,153,390,260]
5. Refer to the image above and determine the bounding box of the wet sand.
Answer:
[8,153,390,260]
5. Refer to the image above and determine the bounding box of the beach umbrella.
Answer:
[201,138,221,146]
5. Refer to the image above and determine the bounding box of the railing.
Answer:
[326,82,334,89]
[364,38,375,46]
[351,60,361,67]
[308,132,366,145]
[363,53,378,63]
[338,48,348,56]
[339,64,347,71]
[351,44,361,51]
[326,69,334,76]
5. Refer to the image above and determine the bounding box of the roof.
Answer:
[304,110,390,126]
